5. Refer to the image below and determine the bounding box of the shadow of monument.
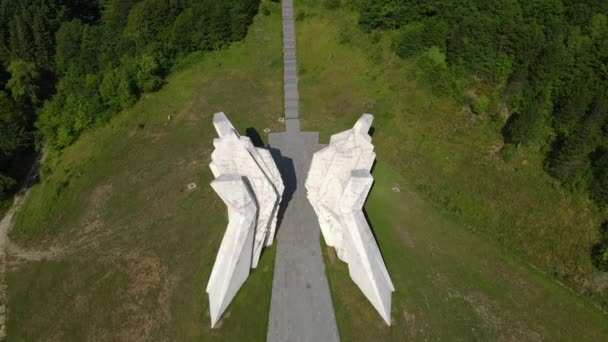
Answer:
[362,182,381,243]
[246,127,265,147]
[268,147,296,238]
[361,158,391,267]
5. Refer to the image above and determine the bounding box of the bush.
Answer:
[503,101,550,146]
[416,47,460,97]
[99,67,137,112]
[324,0,340,10]
[500,143,517,162]
[7,60,39,104]
[472,95,490,114]
[422,18,449,49]
[393,22,425,58]
[135,54,163,92]
[0,174,16,199]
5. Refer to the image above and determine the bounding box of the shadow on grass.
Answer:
[361,173,391,267]
[246,127,265,147]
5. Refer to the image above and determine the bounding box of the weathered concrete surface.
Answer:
[282,0,299,120]
[267,133,339,342]
[266,0,340,340]
[306,114,394,325]
[207,112,284,328]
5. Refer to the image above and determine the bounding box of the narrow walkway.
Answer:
[266,0,340,341]
[281,0,301,133]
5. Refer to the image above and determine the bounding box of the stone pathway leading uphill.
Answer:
[266,0,340,341]
[281,0,301,133]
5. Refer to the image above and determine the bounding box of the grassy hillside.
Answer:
[7,2,283,340]
[295,0,608,340]
[326,163,608,340]
[6,0,608,341]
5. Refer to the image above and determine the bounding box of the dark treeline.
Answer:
[0,0,260,201]
[354,0,608,268]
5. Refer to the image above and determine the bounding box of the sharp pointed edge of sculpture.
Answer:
[305,113,395,325]
[205,112,394,328]
[206,112,284,328]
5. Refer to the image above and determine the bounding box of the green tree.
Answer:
[8,0,60,69]
[0,91,27,158]
[99,66,136,111]
[55,20,84,74]
[421,18,449,50]
[135,53,162,92]
[36,69,103,149]
[124,0,183,51]
[0,173,16,199]
[6,59,39,104]
[548,97,607,191]
[504,98,551,146]
[393,22,425,58]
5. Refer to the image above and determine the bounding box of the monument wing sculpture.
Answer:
[305,114,395,325]
[207,112,284,328]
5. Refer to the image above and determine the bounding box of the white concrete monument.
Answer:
[305,114,395,325]
[207,112,284,328]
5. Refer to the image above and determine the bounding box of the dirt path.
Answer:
[0,151,45,340]
[7,240,64,263]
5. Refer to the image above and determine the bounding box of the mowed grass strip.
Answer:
[295,0,608,340]
[8,2,283,341]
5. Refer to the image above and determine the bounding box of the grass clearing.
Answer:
[7,2,283,340]
[326,162,608,340]
[296,0,608,339]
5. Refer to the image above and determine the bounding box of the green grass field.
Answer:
[326,162,608,340]
[295,0,608,340]
[6,0,608,341]
[7,2,283,340]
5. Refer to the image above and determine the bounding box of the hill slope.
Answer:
[5,1,608,341]
[7,3,283,341]
[296,1,608,340]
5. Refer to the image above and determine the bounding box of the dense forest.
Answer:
[0,0,260,205]
[354,0,608,268]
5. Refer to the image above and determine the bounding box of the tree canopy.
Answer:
[0,0,260,201]
[356,0,608,210]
